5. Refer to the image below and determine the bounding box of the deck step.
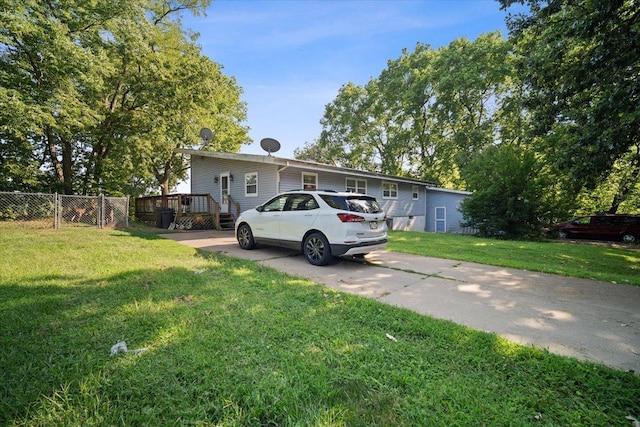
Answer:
[219,213,235,230]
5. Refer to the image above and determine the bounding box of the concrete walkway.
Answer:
[161,230,640,373]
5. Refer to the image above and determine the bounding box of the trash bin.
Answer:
[155,208,163,228]
[161,208,175,229]
[155,208,175,229]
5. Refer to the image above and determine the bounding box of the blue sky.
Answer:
[181,0,519,160]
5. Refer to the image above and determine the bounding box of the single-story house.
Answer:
[179,149,472,233]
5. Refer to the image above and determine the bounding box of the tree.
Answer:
[1,0,110,194]
[296,82,376,170]
[573,148,640,215]
[0,0,249,196]
[296,80,411,176]
[93,21,248,196]
[460,144,557,238]
[296,33,519,187]
[499,0,640,213]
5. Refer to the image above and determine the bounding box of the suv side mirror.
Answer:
[256,206,264,213]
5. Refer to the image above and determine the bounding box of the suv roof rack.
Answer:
[285,189,338,193]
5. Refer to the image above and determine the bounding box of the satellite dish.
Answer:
[260,138,281,156]
[199,128,213,142]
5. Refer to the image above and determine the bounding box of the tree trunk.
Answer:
[45,127,73,194]
[155,163,171,195]
[61,137,74,195]
[607,152,640,214]
[160,180,170,195]
[45,126,64,184]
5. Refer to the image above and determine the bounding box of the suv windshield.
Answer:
[320,194,383,214]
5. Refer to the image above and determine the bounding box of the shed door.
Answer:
[435,207,446,233]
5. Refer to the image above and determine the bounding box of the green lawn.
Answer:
[1,226,638,426]
[388,231,640,286]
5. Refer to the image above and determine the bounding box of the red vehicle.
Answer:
[553,214,640,243]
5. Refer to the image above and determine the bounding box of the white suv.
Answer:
[235,190,388,265]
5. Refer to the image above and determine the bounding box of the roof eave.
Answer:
[178,149,436,186]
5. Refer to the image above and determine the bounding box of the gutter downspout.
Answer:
[277,161,290,193]
[424,185,429,233]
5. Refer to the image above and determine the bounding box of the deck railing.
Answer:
[227,194,241,219]
[134,193,221,229]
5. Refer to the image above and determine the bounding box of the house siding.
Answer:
[191,156,279,212]
[376,184,427,232]
[424,189,471,233]
[184,151,465,234]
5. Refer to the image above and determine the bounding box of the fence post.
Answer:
[99,194,104,229]
[54,193,59,229]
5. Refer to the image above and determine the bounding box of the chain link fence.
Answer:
[0,192,129,229]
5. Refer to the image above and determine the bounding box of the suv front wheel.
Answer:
[237,223,256,250]
[622,232,637,244]
[303,232,333,266]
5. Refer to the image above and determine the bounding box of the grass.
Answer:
[0,225,639,426]
[388,231,640,286]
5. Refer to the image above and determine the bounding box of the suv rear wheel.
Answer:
[622,232,637,244]
[303,232,332,266]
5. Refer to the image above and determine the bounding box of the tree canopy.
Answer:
[297,1,639,236]
[0,0,249,196]
[500,0,640,213]
[295,32,520,189]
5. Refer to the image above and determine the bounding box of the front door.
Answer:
[220,172,230,212]
[435,207,446,233]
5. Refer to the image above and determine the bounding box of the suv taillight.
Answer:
[337,213,365,222]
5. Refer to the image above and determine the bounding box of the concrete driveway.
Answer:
[162,230,640,373]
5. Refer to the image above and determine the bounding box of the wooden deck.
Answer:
[134,193,240,230]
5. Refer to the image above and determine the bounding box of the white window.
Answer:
[346,178,367,194]
[245,172,258,197]
[382,181,398,199]
[412,185,419,200]
[302,172,317,190]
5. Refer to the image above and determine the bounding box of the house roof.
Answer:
[426,187,473,196]
[179,149,438,187]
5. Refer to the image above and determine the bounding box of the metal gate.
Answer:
[57,194,129,229]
